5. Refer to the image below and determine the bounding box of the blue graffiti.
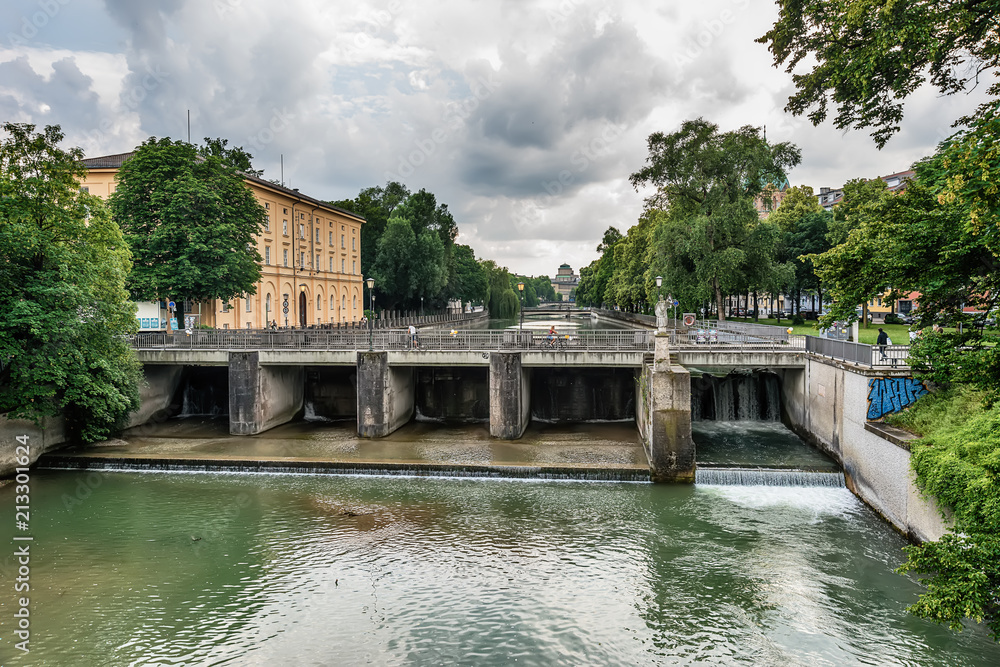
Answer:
[867,377,928,420]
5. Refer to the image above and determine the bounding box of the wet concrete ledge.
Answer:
[864,422,919,451]
[37,454,652,482]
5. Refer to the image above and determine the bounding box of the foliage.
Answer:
[758,0,1000,148]
[450,244,488,306]
[0,123,141,442]
[198,137,263,177]
[370,214,448,311]
[110,137,266,328]
[884,313,903,325]
[889,387,1000,638]
[481,260,519,319]
[331,183,463,311]
[767,185,823,232]
[630,118,801,318]
[575,227,622,308]
[607,212,655,310]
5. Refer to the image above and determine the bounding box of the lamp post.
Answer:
[420,295,424,319]
[517,281,524,332]
[366,277,375,351]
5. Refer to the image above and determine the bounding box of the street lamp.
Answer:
[366,277,375,351]
[298,283,307,329]
[517,281,524,331]
[420,295,424,319]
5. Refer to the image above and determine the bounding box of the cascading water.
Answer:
[692,371,781,421]
[696,466,845,487]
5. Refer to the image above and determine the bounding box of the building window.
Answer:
[223,323,229,330]
[222,302,230,313]
[300,252,305,268]
[329,257,333,272]
[283,220,288,235]
[341,234,345,248]
[330,295,334,310]
[246,296,252,312]
[342,259,345,273]
[317,298,321,311]
[299,224,304,239]
[266,294,272,317]
[265,247,271,265]
[353,295,357,309]
[316,254,320,269]
[352,237,356,251]
[264,214,270,232]
[265,202,270,209]
[246,322,252,329]
[315,228,320,242]
[283,249,288,267]
[352,260,356,274]
[283,207,288,214]
[329,232,333,245]
[342,295,346,310]
[300,213,305,219]
[341,225,345,231]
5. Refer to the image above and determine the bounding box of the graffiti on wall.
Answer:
[867,377,928,420]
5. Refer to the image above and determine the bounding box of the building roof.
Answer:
[81,151,365,223]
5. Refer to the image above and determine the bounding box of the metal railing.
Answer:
[805,336,910,367]
[130,329,656,352]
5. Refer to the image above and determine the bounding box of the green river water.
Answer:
[2,459,999,665]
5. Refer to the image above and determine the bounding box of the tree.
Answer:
[576,227,622,308]
[758,0,1000,148]
[449,244,488,307]
[767,185,823,233]
[631,119,801,319]
[0,123,141,442]
[198,137,263,177]
[786,211,833,312]
[330,182,410,280]
[481,260,519,319]
[110,138,267,329]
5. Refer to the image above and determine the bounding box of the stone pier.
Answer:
[229,351,304,435]
[489,352,531,439]
[356,351,415,437]
[639,334,695,482]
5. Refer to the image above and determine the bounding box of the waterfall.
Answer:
[693,372,781,421]
[696,467,844,487]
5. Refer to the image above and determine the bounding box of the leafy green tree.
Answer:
[481,260,519,319]
[786,211,833,312]
[758,0,1000,148]
[608,212,655,311]
[0,123,141,442]
[576,227,622,308]
[449,244,488,307]
[198,137,263,177]
[110,137,266,329]
[768,185,823,232]
[330,182,410,280]
[630,119,801,319]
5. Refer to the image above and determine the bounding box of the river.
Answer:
[2,428,998,664]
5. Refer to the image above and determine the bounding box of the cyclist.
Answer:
[546,326,558,348]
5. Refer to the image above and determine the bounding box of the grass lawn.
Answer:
[723,317,916,344]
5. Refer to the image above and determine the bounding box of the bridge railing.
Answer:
[805,335,909,367]
[694,319,791,342]
[129,329,657,352]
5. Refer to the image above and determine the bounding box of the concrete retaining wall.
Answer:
[785,355,948,542]
[0,415,66,477]
[127,365,184,429]
[357,352,414,437]
[229,352,304,435]
[489,352,530,439]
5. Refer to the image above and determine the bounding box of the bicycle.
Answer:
[541,335,567,350]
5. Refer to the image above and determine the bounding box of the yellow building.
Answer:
[81,152,366,329]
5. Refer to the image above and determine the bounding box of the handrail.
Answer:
[805,335,910,368]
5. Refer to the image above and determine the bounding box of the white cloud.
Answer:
[0,0,985,276]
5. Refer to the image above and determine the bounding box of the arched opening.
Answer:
[299,291,307,327]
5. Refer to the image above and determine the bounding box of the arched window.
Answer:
[330,295,334,310]
[342,294,346,310]
[353,294,357,309]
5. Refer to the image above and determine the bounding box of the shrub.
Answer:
[884,313,903,324]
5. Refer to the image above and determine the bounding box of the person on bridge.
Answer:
[546,326,558,347]
[408,324,419,349]
[876,327,890,362]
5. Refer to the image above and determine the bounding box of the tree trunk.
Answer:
[175,301,185,334]
[714,278,725,321]
[752,292,759,321]
[862,301,870,328]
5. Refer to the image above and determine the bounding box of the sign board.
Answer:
[169,317,178,330]
[282,306,289,315]
[167,301,176,311]
[682,313,696,327]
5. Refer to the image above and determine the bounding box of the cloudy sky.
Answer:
[0,0,986,276]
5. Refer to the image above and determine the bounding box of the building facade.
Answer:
[81,152,366,329]
[551,263,579,300]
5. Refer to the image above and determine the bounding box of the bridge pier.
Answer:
[357,351,415,437]
[229,352,304,435]
[640,334,695,482]
[489,352,531,439]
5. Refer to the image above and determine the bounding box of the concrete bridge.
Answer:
[127,328,910,482]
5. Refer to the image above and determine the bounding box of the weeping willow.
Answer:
[494,289,520,319]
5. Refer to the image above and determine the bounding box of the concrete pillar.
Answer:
[645,334,695,482]
[489,351,530,439]
[356,351,414,437]
[126,364,184,428]
[229,352,304,435]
